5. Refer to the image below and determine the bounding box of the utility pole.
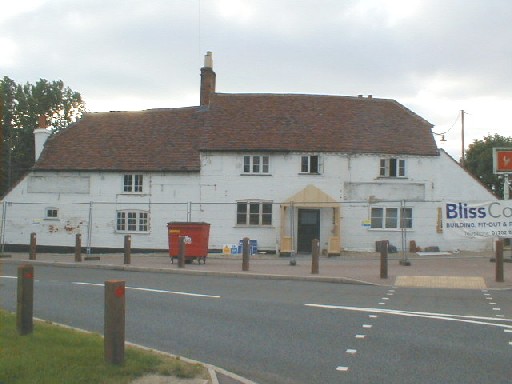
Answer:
[461,109,465,167]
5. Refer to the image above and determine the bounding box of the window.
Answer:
[301,155,320,174]
[379,158,406,177]
[45,207,59,219]
[116,211,149,232]
[243,155,270,174]
[371,207,413,229]
[236,201,272,225]
[123,174,143,192]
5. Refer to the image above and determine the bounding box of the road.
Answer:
[1,264,511,383]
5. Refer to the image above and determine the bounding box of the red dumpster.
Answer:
[167,222,210,264]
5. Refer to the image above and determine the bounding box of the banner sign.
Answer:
[443,201,512,239]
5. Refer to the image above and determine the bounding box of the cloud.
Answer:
[1,0,511,158]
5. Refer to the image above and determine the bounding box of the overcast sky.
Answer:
[2,0,511,159]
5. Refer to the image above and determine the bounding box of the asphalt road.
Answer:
[1,264,511,383]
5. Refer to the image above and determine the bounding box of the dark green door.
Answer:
[297,209,320,253]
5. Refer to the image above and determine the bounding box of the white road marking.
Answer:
[369,315,378,318]
[355,335,365,339]
[72,282,220,298]
[346,349,357,354]
[0,275,17,279]
[336,366,349,372]
[305,304,512,329]
[363,324,373,329]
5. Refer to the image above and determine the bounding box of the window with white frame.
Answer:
[116,211,149,232]
[371,207,413,229]
[236,201,272,225]
[243,155,270,174]
[123,174,143,193]
[300,155,320,174]
[45,207,59,219]
[379,158,406,177]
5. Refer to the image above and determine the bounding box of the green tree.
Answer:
[464,134,512,199]
[0,77,85,196]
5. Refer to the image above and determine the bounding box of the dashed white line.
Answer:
[363,324,373,329]
[355,334,366,339]
[336,366,349,372]
[346,349,357,354]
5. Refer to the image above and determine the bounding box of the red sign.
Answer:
[496,150,512,172]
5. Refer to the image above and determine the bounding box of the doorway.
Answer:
[297,209,320,253]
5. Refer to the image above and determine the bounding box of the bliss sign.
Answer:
[443,201,512,239]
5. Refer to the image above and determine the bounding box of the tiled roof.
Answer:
[202,93,437,155]
[34,107,204,172]
[34,93,438,172]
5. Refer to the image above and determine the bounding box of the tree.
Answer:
[1,77,85,196]
[464,134,512,199]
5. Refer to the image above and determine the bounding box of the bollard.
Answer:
[496,239,504,282]
[242,237,250,271]
[104,280,125,365]
[311,239,320,274]
[380,240,389,279]
[124,235,131,265]
[178,236,185,268]
[17,264,34,335]
[29,232,36,260]
[75,234,82,262]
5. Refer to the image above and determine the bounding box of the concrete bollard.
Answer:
[29,232,36,260]
[104,280,125,365]
[124,235,131,265]
[178,236,186,268]
[380,240,389,279]
[496,239,504,282]
[242,237,250,271]
[75,234,82,262]
[311,239,320,274]
[17,264,34,335]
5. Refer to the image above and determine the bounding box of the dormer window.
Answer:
[243,155,270,174]
[123,174,143,193]
[380,158,406,177]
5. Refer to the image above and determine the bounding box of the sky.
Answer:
[1,0,511,160]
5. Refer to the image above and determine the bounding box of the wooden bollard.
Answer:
[380,240,389,279]
[496,239,504,282]
[242,237,250,271]
[17,264,34,335]
[311,239,320,274]
[124,235,131,265]
[104,280,125,365]
[178,236,185,268]
[75,234,82,262]
[29,232,36,260]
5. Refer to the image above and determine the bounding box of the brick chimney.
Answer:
[200,51,216,106]
[34,115,51,161]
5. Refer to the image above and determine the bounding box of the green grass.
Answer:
[0,310,207,384]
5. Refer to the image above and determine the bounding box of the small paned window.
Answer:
[371,207,413,229]
[243,156,270,174]
[236,201,273,226]
[45,208,59,219]
[301,155,320,174]
[123,174,143,192]
[116,211,149,232]
[379,158,406,177]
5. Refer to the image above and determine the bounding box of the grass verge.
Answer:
[0,310,207,384]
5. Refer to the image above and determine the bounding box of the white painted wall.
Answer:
[0,150,496,252]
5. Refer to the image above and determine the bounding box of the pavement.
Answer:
[2,249,512,383]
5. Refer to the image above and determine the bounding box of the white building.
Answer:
[0,53,496,254]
